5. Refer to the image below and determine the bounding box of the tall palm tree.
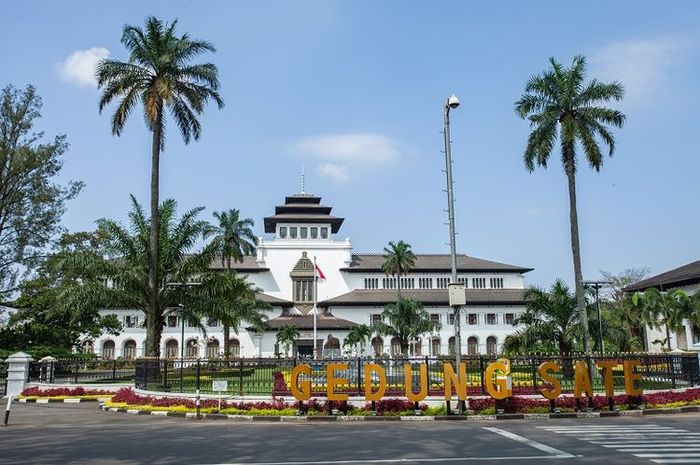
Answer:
[374,298,440,355]
[276,324,300,357]
[381,241,416,298]
[515,55,625,356]
[96,17,224,356]
[209,209,257,356]
[633,289,691,351]
[503,280,580,355]
[56,196,216,357]
[344,324,373,355]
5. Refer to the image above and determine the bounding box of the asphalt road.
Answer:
[2,402,700,465]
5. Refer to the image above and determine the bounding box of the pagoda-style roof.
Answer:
[340,254,533,274]
[264,194,344,233]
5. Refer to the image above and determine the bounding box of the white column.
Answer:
[684,320,694,351]
[5,352,34,397]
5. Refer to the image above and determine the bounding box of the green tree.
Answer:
[56,196,216,357]
[276,324,299,357]
[374,298,439,355]
[515,55,625,356]
[381,240,416,299]
[209,209,257,356]
[343,324,373,355]
[503,280,580,355]
[96,17,224,356]
[0,85,83,299]
[633,289,691,351]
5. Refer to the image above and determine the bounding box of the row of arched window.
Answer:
[86,338,241,360]
[370,335,498,356]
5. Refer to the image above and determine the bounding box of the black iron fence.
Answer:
[134,354,700,397]
[28,359,137,384]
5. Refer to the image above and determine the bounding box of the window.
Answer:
[289,227,298,239]
[167,315,178,327]
[430,313,440,325]
[102,340,115,360]
[390,337,402,356]
[490,277,504,289]
[486,313,497,325]
[400,277,415,289]
[294,279,314,302]
[447,312,455,326]
[320,227,328,239]
[123,340,137,360]
[185,339,198,358]
[458,277,468,286]
[431,337,441,356]
[364,277,379,289]
[300,227,308,239]
[228,338,241,357]
[310,227,318,239]
[467,313,478,325]
[419,277,433,289]
[437,277,450,289]
[448,336,456,355]
[382,277,396,289]
[206,339,220,358]
[468,336,478,355]
[505,313,515,325]
[207,317,220,327]
[371,337,383,356]
[472,277,487,289]
[279,226,287,238]
[486,336,497,355]
[124,315,138,328]
[165,340,178,359]
[186,318,199,328]
[370,314,382,326]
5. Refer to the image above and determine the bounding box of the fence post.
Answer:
[196,359,201,392]
[112,359,117,382]
[162,359,168,391]
[479,356,485,395]
[5,352,33,397]
[531,357,538,395]
[74,359,79,384]
[238,359,244,396]
[357,357,362,397]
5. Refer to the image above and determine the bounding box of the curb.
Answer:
[98,404,700,422]
[18,397,109,404]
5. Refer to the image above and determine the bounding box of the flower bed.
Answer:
[19,386,115,400]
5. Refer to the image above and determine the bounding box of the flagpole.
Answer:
[313,255,318,360]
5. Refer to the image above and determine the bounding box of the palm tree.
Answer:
[515,55,625,356]
[209,209,257,356]
[96,17,224,356]
[374,298,440,355]
[381,241,416,298]
[633,289,691,351]
[276,325,300,357]
[344,324,373,355]
[503,280,580,355]
[56,196,216,356]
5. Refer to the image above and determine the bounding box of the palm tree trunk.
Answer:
[147,106,163,357]
[564,147,592,355]
[665,322,672,351]
[223,324,231,358]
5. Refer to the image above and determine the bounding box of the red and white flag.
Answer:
[315,264,326,281]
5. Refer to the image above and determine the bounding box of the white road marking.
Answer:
[481,427,575,458]
[650,460,700,464]
[635,454,700,458]
[192,458,573,465]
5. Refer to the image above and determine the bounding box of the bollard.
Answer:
[4,396,12,426]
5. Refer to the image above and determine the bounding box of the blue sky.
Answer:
[2,1,699,287]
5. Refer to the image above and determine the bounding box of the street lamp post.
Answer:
[583,280,612,354]
[443,94,466,413]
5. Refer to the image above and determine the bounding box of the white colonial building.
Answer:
[91,191,533,359]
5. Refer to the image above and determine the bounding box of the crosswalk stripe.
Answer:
[635,454,700,458]
[620,449,700,453]
[597,444,700,447]
[650,460,700,464]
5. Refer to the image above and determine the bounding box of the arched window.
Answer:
[448,336,456,356]
[82,340,94,354]
[206,339,220,359]
[486,336,497,356]
[410,338,422,356]
[185,339,198,358]
[468,336,478,355]
[102,340,115,360]
[123,340,137,360]
[228,338,240,357]
[165,339,179,359]
[431,337,440,356]
[371,336,383,356]
[390,337,402,356]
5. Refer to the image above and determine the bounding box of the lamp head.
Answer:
[447,94,460,109]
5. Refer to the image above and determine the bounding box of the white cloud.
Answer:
[291,133,401,182]
[590,38,688,106]
[58,47,110,88]
[316,162,351,183]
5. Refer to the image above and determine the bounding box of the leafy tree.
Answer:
[597,268,651,351]
[209,209,257,356]
[515,55,625,356]
[381,240,416,298]
[503,280,580,355]
[343,324,373,355]
[374,298,439,355]
[276,324,299,357]
[0,85,83,299]
[633,289,691,351]
[56,196,216,356]
[96,17,224,355]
